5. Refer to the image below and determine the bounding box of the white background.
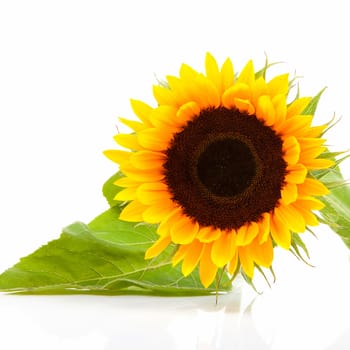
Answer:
[1,1,350,349]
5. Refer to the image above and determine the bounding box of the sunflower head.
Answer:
[104,53,333,288]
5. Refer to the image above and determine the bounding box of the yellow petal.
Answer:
[142,199,176,224]
[285,163,307,184]
[281,182,298,205]
[274,204,306,233]
[239,247,255,278]
[166,75,194,106]
[293,197,325,211]
[272,94,287,126]
[251,77,268,107]
[103,149,131,164]
[270,213,291,249]
[114,187,137,201]
[292,202,319,226]
[130,150,165,170]
[192,75,220,109]
[120,163,164,182]
[138,128,172,151]
[249,236,274,268]
[286,97,312,119]
[179,63,199,80]
[119,117,146,132]
[299,147,327,164]
[149,105,182,129]
[283,136,300,165]
[234,98,255,115]
[145,235,172,259]
[136,182,170,205]
[130,99,153,126]
[221,83,250,109]
[227,249,239,275]
[257,212,271,244]
[199,243,218,288]
[211,232,236,267]
[302,158,334,170]
[172,244,189,266]
[220,57,234,92]
[267,74,289,97]
[119,200,147,222]
[197,226,222,243]
[277,115,313,137]
[236,223,259,246]
[205,52,221,92]
[170,216,199,244]
[237,60,255,87]
[256,95,275,126]
[297,137,325,151]
[157,208,183,237]
[182,240,204,276]
[138,181,167,194]
[176,101,200,125]
[297,178,330,197]
[303,124,327,138]
[153,85,177,105]
[114,133,143,150]
[114,176,141,188]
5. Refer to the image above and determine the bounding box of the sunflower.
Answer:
[104,53,333,288]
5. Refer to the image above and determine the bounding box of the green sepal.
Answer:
[255,54,283,80]
[289,233,313,266]
[240,270,261,294]
[301,87,327,115]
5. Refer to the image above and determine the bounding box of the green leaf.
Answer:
[102,171,124,207]
[313,164,350,249]
[0,207,232,295]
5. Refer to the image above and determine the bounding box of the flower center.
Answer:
[164,107,287,230]
[196,137,257,197]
